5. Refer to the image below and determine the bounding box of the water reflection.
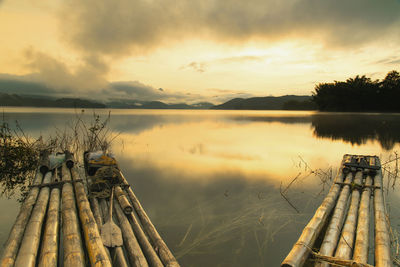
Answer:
[117,158,323,266]
[1,108,400,266]
[4,108,400,151]
[228,112,400,150]
[311,113,400,150]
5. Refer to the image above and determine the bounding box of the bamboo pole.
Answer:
[374,159,392,267]
[38,183,60,267]
[113,199,149,267]
[61,163,85,267]
[39,150,50,174]
[115,248,129,267]
[89,196,113,263]
[281,157,348,267]
[335,170,363,259]
[353,174,373,264]
[14,171,52,267]
[0,171,43,267]
[90,197,105,235]
[64,150,74,169]
[71,166,112,267]
[99,198,130,267]
[316,172,353,267]
[115,186,133,214]
[126,212,164,267]
[120,171,180,267]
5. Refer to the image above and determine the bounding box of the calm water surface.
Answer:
[1,108,400,266]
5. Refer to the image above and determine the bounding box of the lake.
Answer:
[1,108,400,266]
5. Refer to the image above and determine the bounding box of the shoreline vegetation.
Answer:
[0,70,398,112]
[313,70,400,112]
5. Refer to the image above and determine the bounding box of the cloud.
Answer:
[217,55,266,64]
[23,48,108,93]
[181,56,266,73]
[390,59,400,64]
[103,82,244,104]
[0,78,55,96]
[104,81,168,101]
[180,62,207,73]
[206,88,255,103]
[60,0,400,57]
[373,55,400,65]
[0,72,218,103]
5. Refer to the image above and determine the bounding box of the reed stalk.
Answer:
[374,159,393,267]
[334,170,363,259]
[61,163,85,266]
[281,156,349,267]
[316,172,353,267]
[120,171,180,267]
[0,171,43,267]
[14,171,52,267]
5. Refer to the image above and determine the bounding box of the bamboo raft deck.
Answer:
[282,154,393,267]
[0,152,180,267]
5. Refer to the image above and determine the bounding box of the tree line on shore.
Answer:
[312,70,400,112]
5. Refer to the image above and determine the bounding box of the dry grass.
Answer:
[0,110,117,201]
[381,152,400,265]
[280,155,333,213]
[51,110,118,160]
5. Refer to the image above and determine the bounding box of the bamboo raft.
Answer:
[0,151,180,267]
[282,154,393,267]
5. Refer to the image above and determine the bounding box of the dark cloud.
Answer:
[0,78,55,96]
[104,81,168,101]
[60,0,400,56]
[0,74,180,102]
[24,49,108,92]
[0,73,232,103]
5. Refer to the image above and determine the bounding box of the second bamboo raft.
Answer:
[282,154,393,267]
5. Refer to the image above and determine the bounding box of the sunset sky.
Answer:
[1,0,400,104]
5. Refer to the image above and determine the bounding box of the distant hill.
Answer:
[0,93,106,108]
[105,99,215,109]
[212,95,315,110]
[0,92,316,110]
[0,93,215,109]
